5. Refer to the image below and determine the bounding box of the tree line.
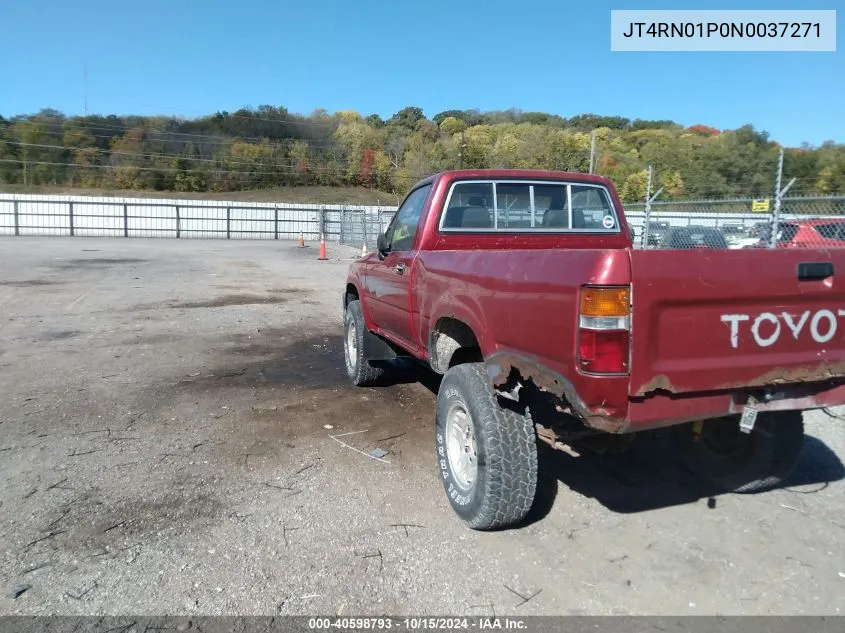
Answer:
[0,106,843,202]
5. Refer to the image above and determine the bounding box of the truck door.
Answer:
[364,183,432,348]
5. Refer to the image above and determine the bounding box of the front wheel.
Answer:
[672,410,804,493]
[343,300,389,387]
[435,363,538,530]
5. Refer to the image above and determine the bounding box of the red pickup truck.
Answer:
[342,169,845,530]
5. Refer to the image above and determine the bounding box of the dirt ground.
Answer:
[1,237,844,617]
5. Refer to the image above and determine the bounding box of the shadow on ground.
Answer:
[372,357,443,394]
[335,358,845,526]
[178,328,442,396]
[180,329,845,526]
[523,428,845,525]
[175,329,351,393]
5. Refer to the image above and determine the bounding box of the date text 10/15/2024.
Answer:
[308,618,528,630]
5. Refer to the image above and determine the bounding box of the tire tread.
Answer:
[437,363,538,530]
[345,300,389,387]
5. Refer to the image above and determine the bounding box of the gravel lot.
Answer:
[1,237,844,616]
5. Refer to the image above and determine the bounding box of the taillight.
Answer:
[578,286,630,374]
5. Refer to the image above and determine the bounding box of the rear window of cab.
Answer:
[439,180,621,233]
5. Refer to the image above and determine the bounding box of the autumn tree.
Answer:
[0,105,841,201]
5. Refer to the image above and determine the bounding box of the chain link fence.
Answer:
[335,207,391,249]
[624,195,845,249]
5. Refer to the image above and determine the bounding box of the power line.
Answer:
[71,120,338,145]
[12,127,235,149]
[17,119,340,147]
[1,157,830,197]
[4,127,342,152]
[0,158,422,189]
[1,140,342,172]
[0,158,336,177]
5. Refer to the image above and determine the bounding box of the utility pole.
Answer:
[769,147,796,248]
[589,130,597,174]
[83,63,88,115]
[459,130,467,169]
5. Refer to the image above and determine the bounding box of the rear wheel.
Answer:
[672,410,804,493]
[343,300,389,387]
[435,363,538,530]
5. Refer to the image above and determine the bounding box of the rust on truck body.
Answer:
[634,361,845,398]
[486,351,627,433]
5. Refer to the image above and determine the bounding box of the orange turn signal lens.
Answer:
[580,287,630,317]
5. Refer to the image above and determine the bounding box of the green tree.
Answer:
[289,140,310,176]
[621,169,649,202]
[388,107,425,130]
[660,170,685,197]
[439,116,466,137]
[462,125,495,168]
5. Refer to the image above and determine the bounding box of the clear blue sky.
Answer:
[0,0,841,147]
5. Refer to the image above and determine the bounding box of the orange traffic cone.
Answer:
[297,232,305,248]
[361,241,368,257]
[318,233,328,260]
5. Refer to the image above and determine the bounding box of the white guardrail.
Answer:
[0,193,388,241]
[1,193,841,242]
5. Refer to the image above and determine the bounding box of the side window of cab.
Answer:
[385,184,432,251]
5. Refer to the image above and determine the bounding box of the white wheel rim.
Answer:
[446,402,477,490]
[345,318,358,370]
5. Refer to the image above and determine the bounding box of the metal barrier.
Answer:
[3,192,845,250]
[0,194,390,244]
[337,207,391,249]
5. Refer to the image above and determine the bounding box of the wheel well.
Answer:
[430,317,483,374]
[344,284,359,309]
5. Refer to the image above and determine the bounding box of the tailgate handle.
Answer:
[798,262,834,281]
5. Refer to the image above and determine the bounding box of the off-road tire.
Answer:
[672,410,804,493]
[343,300,389,387]
[435,362,538,530]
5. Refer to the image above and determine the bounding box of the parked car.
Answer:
[659,225,729,249]
[750,218,845,249]
[747,221,771,238]
[644,220,670,246]
[342,169,845,530]
[733,222,771,249]
[719,223,747,245]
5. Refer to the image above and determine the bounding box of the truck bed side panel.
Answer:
[415,248,633,422]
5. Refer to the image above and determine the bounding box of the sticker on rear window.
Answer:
[602,215,615,229]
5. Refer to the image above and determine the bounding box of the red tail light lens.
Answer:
[578,285,631,375]
[579,328,629,374]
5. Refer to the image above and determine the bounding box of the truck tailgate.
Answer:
[629,248,845,397]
